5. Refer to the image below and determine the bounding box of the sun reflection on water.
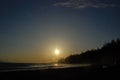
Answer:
[54,63,58,66]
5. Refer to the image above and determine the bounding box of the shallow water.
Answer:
[0,63,91,72]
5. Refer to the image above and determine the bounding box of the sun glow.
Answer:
[55,49,60,55]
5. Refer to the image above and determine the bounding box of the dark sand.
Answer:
[0,65,120,80]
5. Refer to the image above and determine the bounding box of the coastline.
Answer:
[0,65,120,80]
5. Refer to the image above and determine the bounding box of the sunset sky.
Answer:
[0,0,120,63]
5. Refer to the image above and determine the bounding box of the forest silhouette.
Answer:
[58,38,120,65]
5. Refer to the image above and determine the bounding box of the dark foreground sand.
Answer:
[0,65,120,80]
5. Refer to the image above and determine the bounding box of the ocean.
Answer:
[0,63,91,72]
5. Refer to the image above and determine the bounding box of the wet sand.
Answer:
[0,65,120,80]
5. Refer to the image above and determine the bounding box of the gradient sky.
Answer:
[0,0,120,63]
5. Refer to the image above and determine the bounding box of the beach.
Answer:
[0,65,120,80]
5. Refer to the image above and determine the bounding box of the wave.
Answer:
[0,63,91,72]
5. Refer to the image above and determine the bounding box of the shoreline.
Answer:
[0,65,120,80]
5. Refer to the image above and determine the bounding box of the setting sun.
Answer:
[55,49,60,55]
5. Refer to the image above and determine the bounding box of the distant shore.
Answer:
[0,64,120,80]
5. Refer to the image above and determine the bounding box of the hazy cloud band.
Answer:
[54,0,117,8]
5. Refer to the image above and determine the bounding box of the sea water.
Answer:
[0,63,91,72]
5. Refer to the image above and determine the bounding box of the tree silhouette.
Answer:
[58,38,120,65]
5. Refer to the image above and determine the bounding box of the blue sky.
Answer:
[0,0,120,63]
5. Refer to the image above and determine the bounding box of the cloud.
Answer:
[54,0,117,9]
